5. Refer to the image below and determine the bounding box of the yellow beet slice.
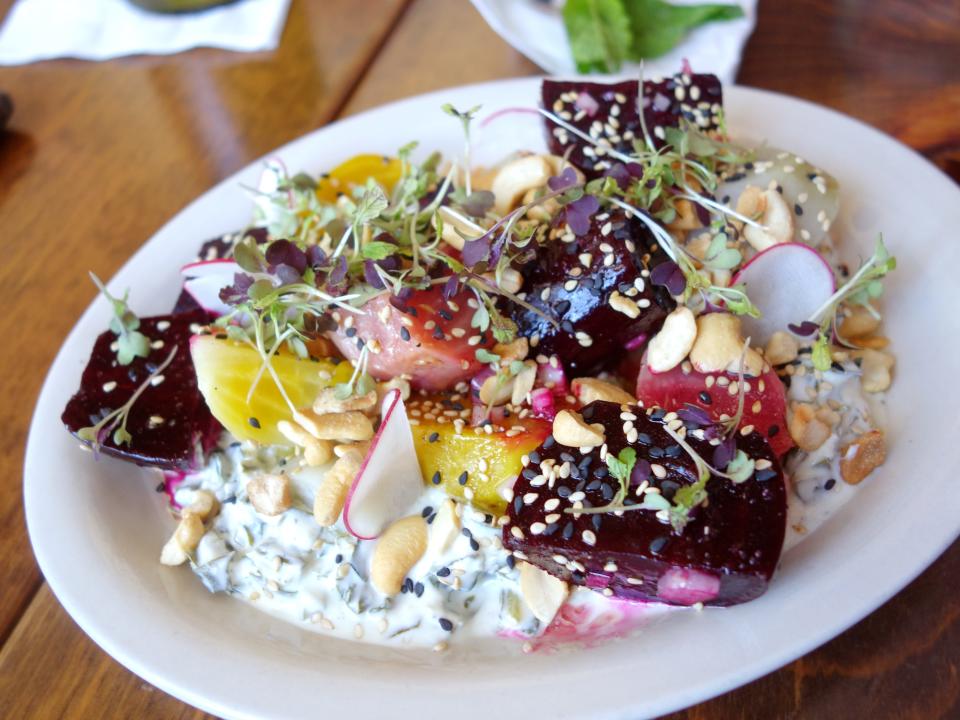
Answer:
[191,335,353,445]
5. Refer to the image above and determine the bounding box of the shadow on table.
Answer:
[0,130,37,208]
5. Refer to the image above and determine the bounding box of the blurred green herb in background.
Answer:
[563,0,744,73]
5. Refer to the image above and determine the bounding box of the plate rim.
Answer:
[23,75,960,720]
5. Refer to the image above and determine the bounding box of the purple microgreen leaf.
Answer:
[274,263,302,286]
[712,435,737,469]
[651,260,687,296]
[264,239,307,274]
[547,166,578,192]
[788,320,820,337]
[460,191,495,217]
[462,233,493,268]
[677,404,713,428]
[565,194,600,236]
[363,259,386,289]
[630,458,651,487]
[219,272,255,306]
[442,275,461,300]
[328,255,348,286]
[306,244,327,268]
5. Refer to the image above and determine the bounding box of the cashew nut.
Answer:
[764,331,799,366]
[434,205,485,251]
[839,430,886,485]
[160,513,205,566]
[312,387,378,415]
[552,409,605,448]
[313,446,364,526]
[491,155,552,215]
[370,515,428,595]
[518,561,569,624]
[571,377,636,405]
[689,312,764,377]
[246,474,292,516]
[647,307,698,373]
[738,185,795,251]
[294,409,374,442]
[787,403,831,452]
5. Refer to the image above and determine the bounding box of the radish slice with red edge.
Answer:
[180,259,241,317]
[731,242,836,345]
[342,389,425,540]
[180,258,240,279]
[183,275,233,316]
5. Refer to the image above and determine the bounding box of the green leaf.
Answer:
[812,331,833,371]
[475,348,500,364]
[623,0,744,60]
[233,237,266,273]
[725,450,755,483]
[562,0,632,73]
[605,447,637,487]
[352,182,389,227]
[361,241,398,261]
[116,331,151,366]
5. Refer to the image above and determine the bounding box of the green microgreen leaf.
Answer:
[475,348,501,364]
[88,272,151,366]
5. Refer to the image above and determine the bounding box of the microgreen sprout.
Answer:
[78,346,178,454]
[442,103,481,195]
[803,235,896,371]
[89,272,151,365]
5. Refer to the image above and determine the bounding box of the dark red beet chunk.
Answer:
[510,209,674,375]
[542,73,724,178]
[61,308,221,470]
[503,400,787,607]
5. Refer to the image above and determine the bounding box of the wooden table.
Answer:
[1,0,958,717]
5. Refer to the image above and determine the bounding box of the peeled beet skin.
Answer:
[61,308,221,470]
[542,73,724,178]
[510,209,674,375]
[503,400,787,606]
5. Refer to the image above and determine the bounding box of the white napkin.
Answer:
[0,0,291,65]
[470,0,757,85]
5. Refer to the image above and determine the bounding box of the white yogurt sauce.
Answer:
[172,354,885,646]
[781,354,886,551]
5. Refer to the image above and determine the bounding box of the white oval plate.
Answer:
[25,78,960,720]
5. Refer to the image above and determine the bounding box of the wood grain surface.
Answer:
[1,0,958,718]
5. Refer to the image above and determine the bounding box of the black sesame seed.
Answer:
[458,471,469,486]
[522,467,537,480]
[636,432,652,445]
[335,553,343,563]
[555,300,571,315]
[438,309,453,321]
[649,446,665,458]
[513,496,523,513]
[428,432,439,443]
[543,436,556,449]
[439,618,454,632]
[345,326,357,338]
[155,481,166,493]
[506,554,516,570]
[824,478,837,491]
[582,405,595,420]
[414,582,425,597]
[557,486,572,498]
[560,452,575,463]
[562,521,575,540]
[586,479,601,491]
[461,527,473,538]
[437,566,451,577]
[571,571,585,583]
[469,539,480,551]
[561,320,575,333]
[421,506,434,518]
[650,408,665,421]
[528,451,541,464]
[698,391,712,405]
[650,536,668,554]
[248,417,261,429]
[601,483,614,501]
[831,361,846,373]
[767,424,780,438]
[756,469,778,482]
[433,326,444,340]
[594,466,608,479]
[400,327,411,342]
[665,445,682,458]
[427,513,436,524]
[794,203,804,216]
[592,514,602,531]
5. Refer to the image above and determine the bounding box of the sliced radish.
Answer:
[731,242,836,345]
[180,259,241,316]
[342,389,425,540]
[180,258,240,279]
[183,275,233,316]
